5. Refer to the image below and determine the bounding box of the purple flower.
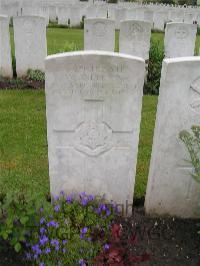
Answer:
[80,227,88,239]
[32,244,41,254]
[45,247,51,254]
[40,217,45,225]
[81,198,88,206]
[34,254,38,260]
[81,227,88,234]
[62,248,67,253]
[47,220,59,228]
[39,235,48,246]
[39,207,44,213]
[51,239,59,246]
[104,243,110,251]
[79,259,86,266]
[100,203,106,211]
[54,195,59,201]
[62,240,68,245]
[60,190,65,196]
[25,252,31,260]
[39,262,45,266]
[79,192,87,198]
[54,204,60,212]
[66,195,73,204]
[40,227,46,234]
[55,245,60,251]
[88,194,95,201]
[106,209,111,216]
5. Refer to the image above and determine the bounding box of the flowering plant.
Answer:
[0,190,51,253]
[26,192,118,266]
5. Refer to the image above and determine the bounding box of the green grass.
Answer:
[0,90,157,199]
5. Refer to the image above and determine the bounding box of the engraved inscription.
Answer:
[93,22,107,37]
[175,26,188,39]
[128,23,143,39]
[75,121,112,156]
[51,64,131,99]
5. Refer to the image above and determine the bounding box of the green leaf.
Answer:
[2,231,8,240]
[20,216,29,225]
[14,242,21,252]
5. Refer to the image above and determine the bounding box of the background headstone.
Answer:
[154,11,167,30]
[115,8,127,30]
[119,20,152,60]
[13,16,47,77]
[84,18,115,52]
[57,6,69,26]
[164,22,197,58]
[69,6,81,27]
[0,15,12,78]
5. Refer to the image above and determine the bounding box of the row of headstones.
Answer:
[0,15,47,78]
[2,2,200,30]
[45,51,200,219]
[85,18,197,60]
[0,15,197,78]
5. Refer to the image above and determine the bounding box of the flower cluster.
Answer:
[25,191,118,266]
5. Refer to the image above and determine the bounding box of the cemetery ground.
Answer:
[0,28,199,265]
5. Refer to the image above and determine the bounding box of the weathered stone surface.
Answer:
[45,51,145,215]
[69,6,81,27]
[115,8,127,30]
[164,22,197,58]
[84,18,115,52]
[143,10,154,23]
[58,6,69,25]
[0,15,12,78]
[49,6,57,22]
[119,20,151,60]
[154,11,167,30]
[170,10,184,22]
[145,57,200,218]
[13,16,47,77]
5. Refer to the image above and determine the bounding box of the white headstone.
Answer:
[13,16,47,77]
[184,12,195,24]
[45,51,145,215]
[0,15,12,78]
[170,10,184,23]
[126,8,137,20]
[49,6,57,22]
[154,11,167,30]
[145,57,200,218]
[84,18,115,52]
[39,6,49,26]
[58,6,69,25]
[86,5,97,18]
[119,20,152,60]
[69,6,81,27]
[96,6,107,18]
[164,22,197,58]
[143,10,154,24]
[115,8,127,30]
